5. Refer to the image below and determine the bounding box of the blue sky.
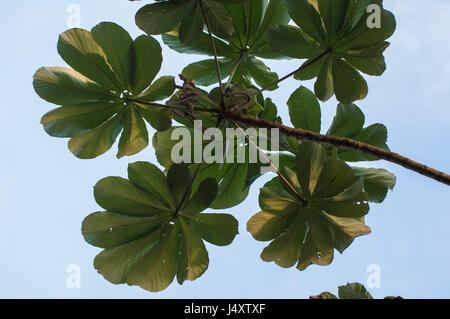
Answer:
[1,0,450,298]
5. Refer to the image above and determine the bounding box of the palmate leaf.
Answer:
[82,162,238,292]
[338,282,373,299]
[135,0,248,45]
[248,142,372,270]
[311,282,374,299]
[286,86,396,202]
[33,22,175,159]
[268,0,396,103]
[162,0,289,89]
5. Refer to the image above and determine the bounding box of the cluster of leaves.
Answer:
[162,0,290,88]
[247,140,394,270]
[269,0,395,103]
[310,282,403,299]
[248,142,371,270]
[82,162,238,292]
[33,23,175,159]
[136,0,248,45]
[33,0,398,293]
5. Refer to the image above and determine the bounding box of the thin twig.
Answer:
[222,111,450,187]
[179,75,222,110]
[128,98,187,112]
[225,52,246,90]
[199,0,225,107]
[251,51,330,97]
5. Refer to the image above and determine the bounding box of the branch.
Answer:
[225,52,246,90]
[126,98,168,108]
[199,0,225,107]
[221,111,450,186]
[178,74,221,110]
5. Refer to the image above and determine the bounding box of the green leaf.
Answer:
[167,163,193,208]
[315,282,395,299]
[117,105,149,159]
[326,103,390,162]
[84,162,238,292]
[211,162,249,209]
[311,153,358,199]
[242,0,267,47]
[341,42,389,76]
[352,167,396,203]
[327,103,365,137]
[314,177,369,218]
[336,4,396,51]
[296,212,334,270]
[82,211,165,248]
[94,176,172,217]
[57,28,121,91]
[314,54,334,102]
[68,115,123,159]
[178,3,205,45]
[94,228,165,284]
[34,23,171,158]
[267,25,323,59]
[137,76,175,102]
[126,224,180,292]
[247,209,297,242]
[162,32,233,57]
[251,0,290,50]
[260,98,277,122]
[91,22,134,91]
[317,0,349,46]
[294,55,326,81]
[338,282,373,299]
[33,67,116,105]
[204,1,233,40]
[181,213,239,246]
[135,0,196,36]
[152,127,197,169]
[135,102,172,132]
[318,211,371,253]
[268,0,396,103]
[177,218,209,283]
[283,0,327,44]
[248,142,371,270]
[294,142,326,197]
[287,86,321,133]
[182,59,234,86]
[340,123,389,161]
[128,161,176,210]
[246,56,279,91]
[311,292,338,299]
[40,102,123,138]
[135,0,239,44]
[340,0,372,33]
[260,213,308,268]
[182,178,219,216]
[332,58,368,104]
[133,35,163,94]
